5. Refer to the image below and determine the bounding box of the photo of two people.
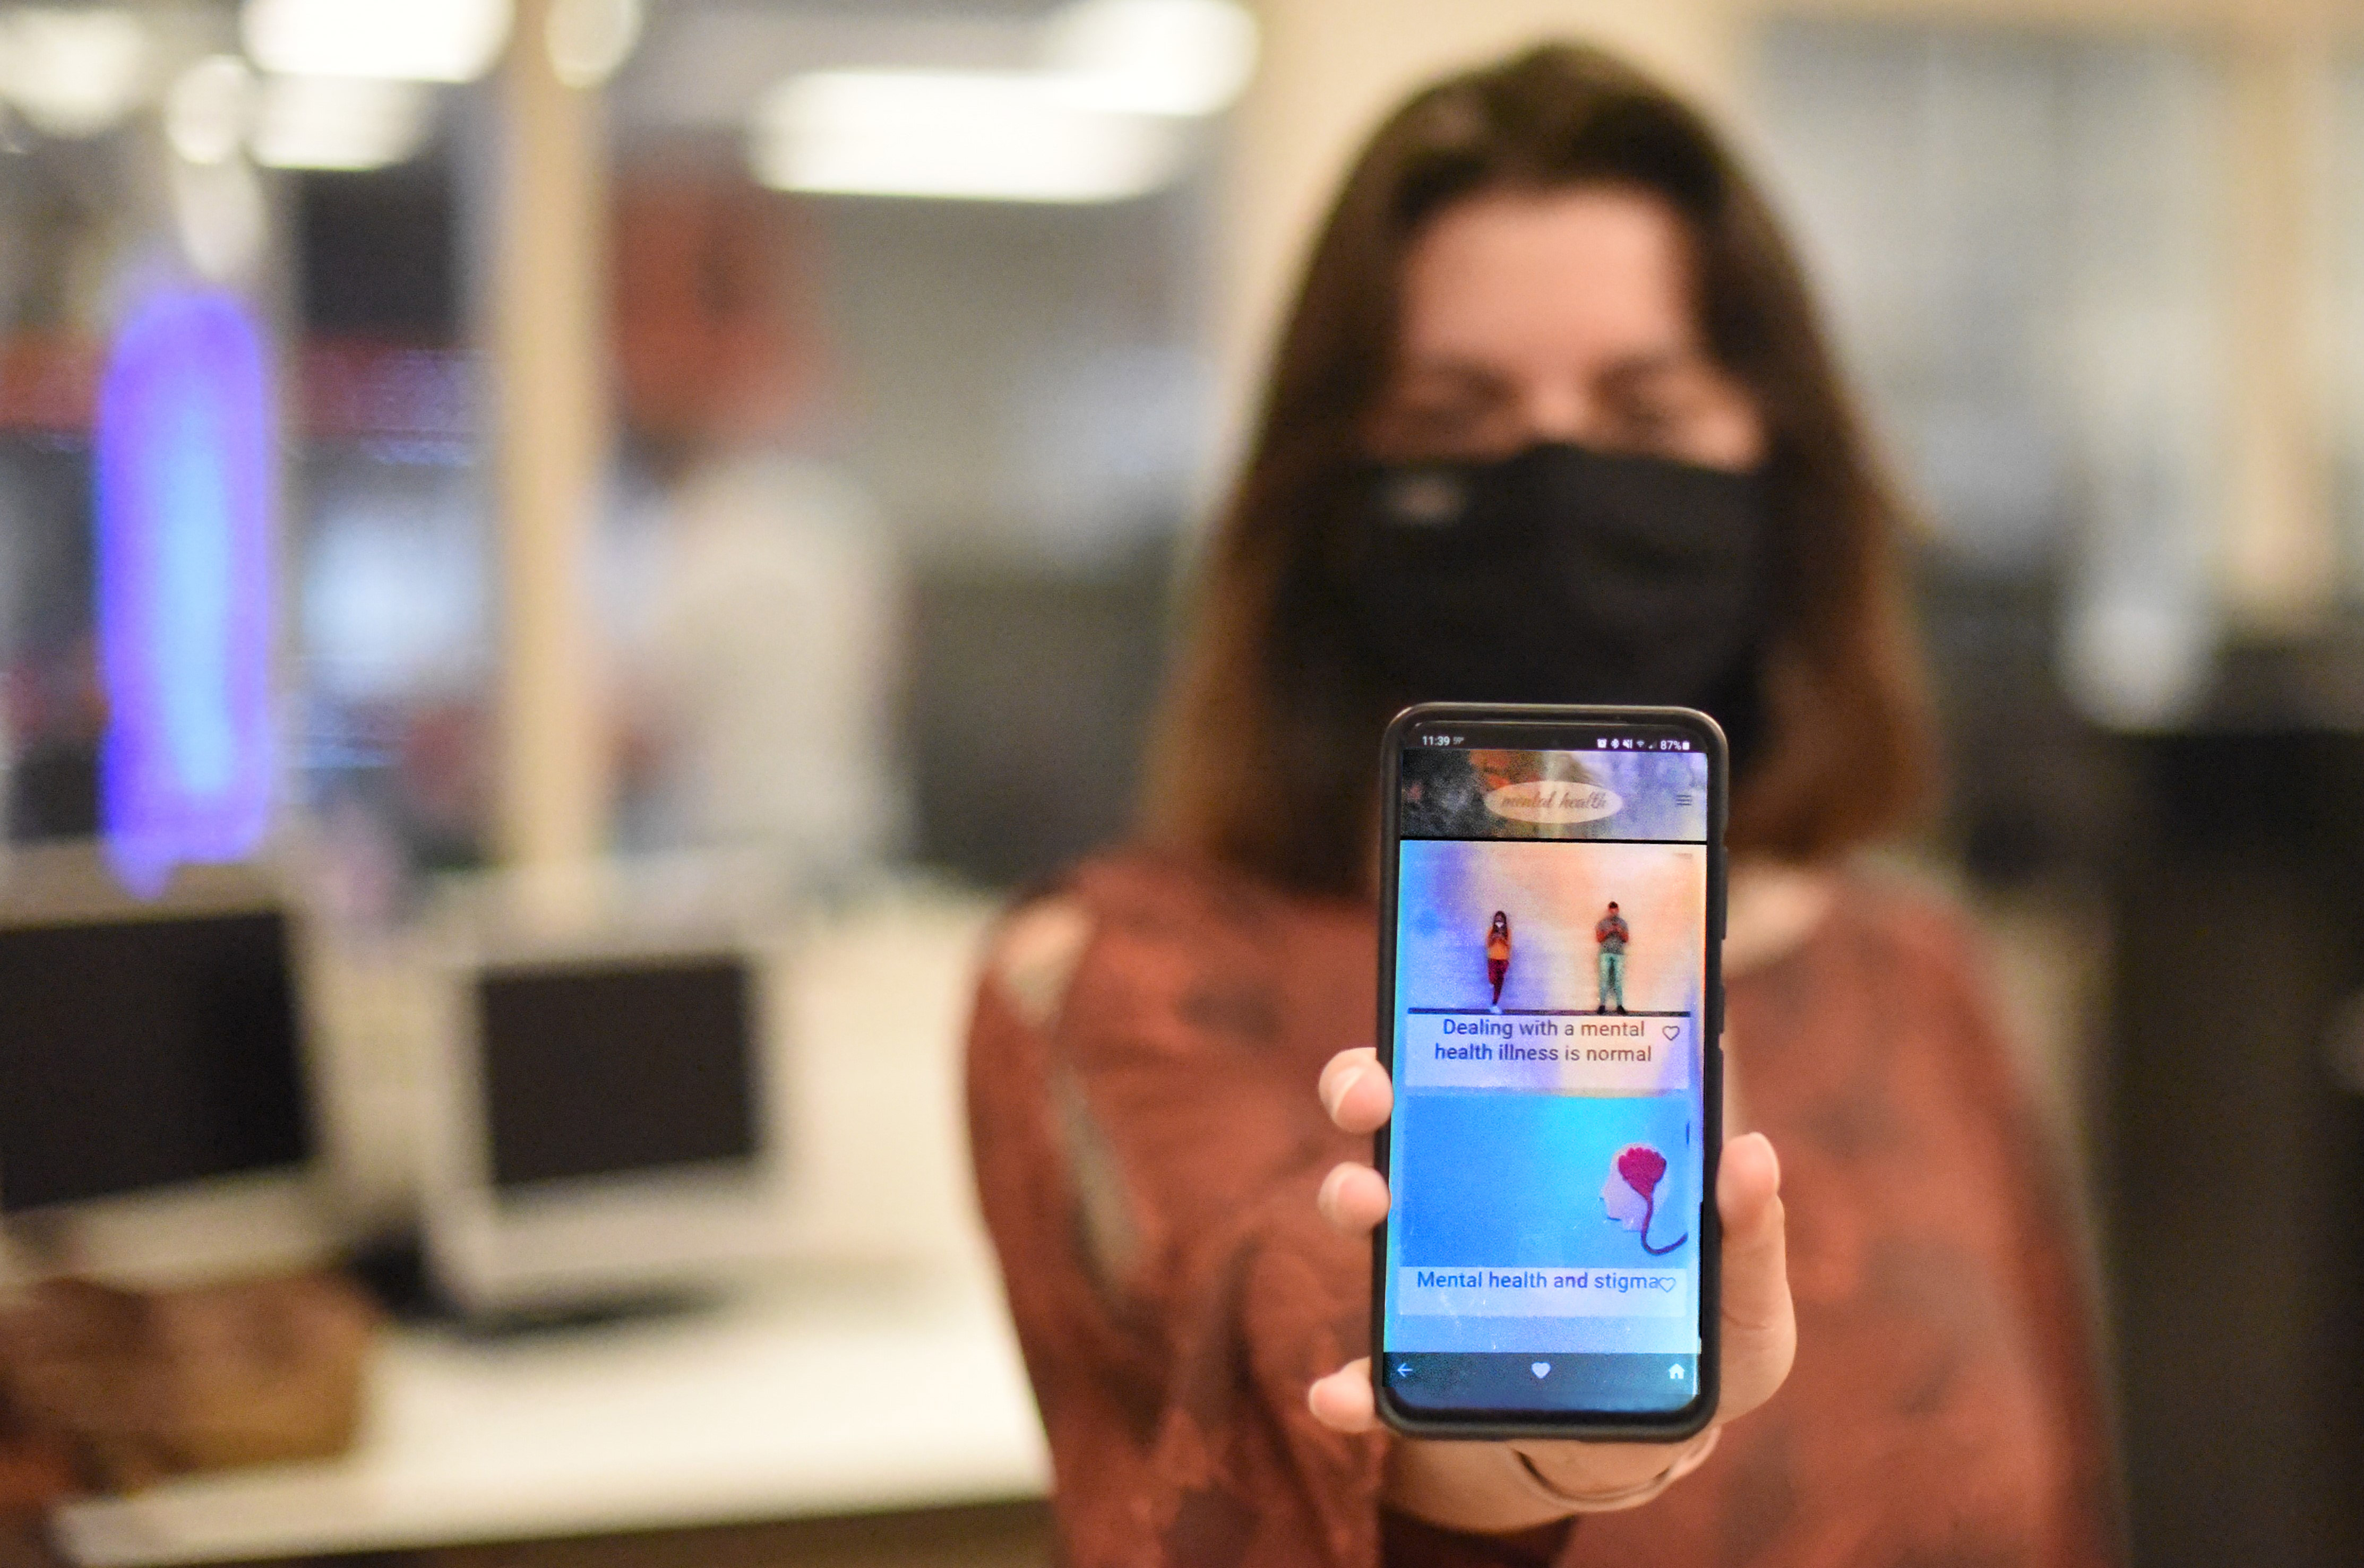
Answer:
[1482,901,1631,1013]
[1397,837,1703,1021]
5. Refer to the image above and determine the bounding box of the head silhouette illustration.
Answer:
[1601,1142,1689,1256]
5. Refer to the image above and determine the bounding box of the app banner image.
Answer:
[1400,745,1707,843]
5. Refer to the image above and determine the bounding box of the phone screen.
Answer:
[1378,710,1719,1426]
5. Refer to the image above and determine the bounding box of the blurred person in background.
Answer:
[3,635,104,842]
[605,165,903,880]
[966,44,2117,1568]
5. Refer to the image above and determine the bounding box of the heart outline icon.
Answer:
[1531,1361,1550,1379]
[1662,1024,1679,1039]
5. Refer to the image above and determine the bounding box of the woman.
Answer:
[1486,911,1513,1007]
[967,42,2116,1567]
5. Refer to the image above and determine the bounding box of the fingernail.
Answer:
[1322,1066,1363,1119]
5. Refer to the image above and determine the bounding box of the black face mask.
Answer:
[1333,441,1773,766]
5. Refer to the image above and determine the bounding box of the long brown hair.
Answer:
[1143,41,1932,895]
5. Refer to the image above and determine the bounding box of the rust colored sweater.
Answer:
[966,852,2118,1568]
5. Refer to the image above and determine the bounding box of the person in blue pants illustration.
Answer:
[1595,901,1629,1014]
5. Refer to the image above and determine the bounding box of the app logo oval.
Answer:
[1483,780,1623,825]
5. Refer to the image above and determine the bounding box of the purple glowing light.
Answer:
[94,288,276,896]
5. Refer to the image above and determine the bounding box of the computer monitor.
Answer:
[0,851,331,1285]
[479,955,760,1190]
[420,922,796,1315]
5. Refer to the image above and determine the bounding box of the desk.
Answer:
[49,887,1045,1565]
[55,1266,1048,1566]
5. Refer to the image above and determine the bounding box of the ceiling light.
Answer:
[1040,0,1255,117]
[739,0,1252,205]
[749,69,1186,204]
[0,8,149,139]
[251,76,432,171]
[242,0,512,85]
[547,0,641,90]
[166,55,255,166]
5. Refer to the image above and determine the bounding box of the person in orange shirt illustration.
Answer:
[1484,910,1512,1010]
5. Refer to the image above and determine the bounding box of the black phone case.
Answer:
[1370,702,1727,1442]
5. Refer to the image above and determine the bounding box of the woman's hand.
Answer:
[1306,1046,1794,1532]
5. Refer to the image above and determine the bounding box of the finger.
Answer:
[1515,1434,1709,1498]
[1714,1132,1795,1423]
[1318,1047,1394,1134]
[1308,1358,1378,1433]
[1316,1161,1390,1235]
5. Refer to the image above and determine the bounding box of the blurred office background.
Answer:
[1,0,2360,1564]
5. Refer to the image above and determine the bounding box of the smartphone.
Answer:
[1371,702,1726,1440]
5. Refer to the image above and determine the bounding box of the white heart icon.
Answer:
[1531,1361,1550,1379]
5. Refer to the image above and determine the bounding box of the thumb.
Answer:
[1714,1132,1794,1423]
